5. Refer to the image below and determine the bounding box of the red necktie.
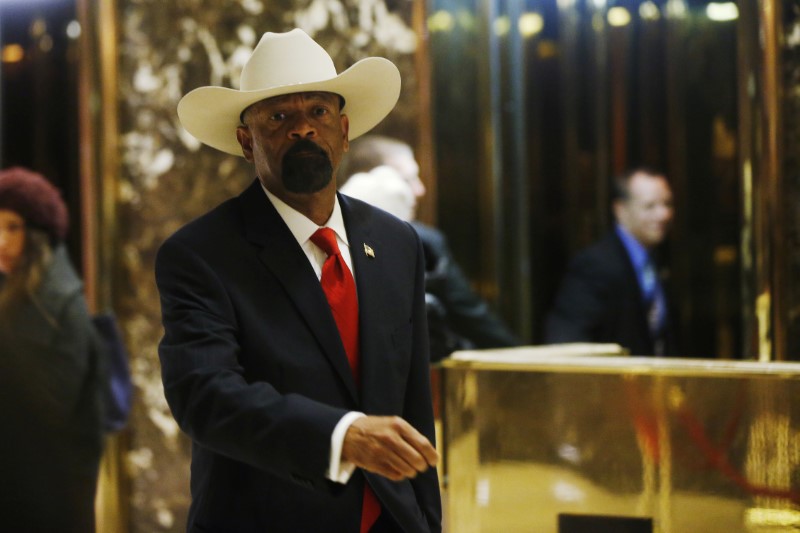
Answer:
[310,227,381,533]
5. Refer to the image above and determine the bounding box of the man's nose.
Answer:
[288,115,317,139]
[411,177,426,198]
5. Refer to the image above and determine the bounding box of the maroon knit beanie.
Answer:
[0,167,69,244]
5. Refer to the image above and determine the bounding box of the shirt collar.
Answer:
[261,183,349,247]
[615,223,649,270]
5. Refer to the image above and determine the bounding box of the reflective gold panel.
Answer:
[441,350,800,532]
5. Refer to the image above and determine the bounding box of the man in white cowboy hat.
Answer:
[156,29,441,533]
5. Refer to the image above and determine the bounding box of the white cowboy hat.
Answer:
[177,29,401,156]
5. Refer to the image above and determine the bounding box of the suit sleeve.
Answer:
[406,231,443,533]
[425,231,519,349]
[156,236,347,488]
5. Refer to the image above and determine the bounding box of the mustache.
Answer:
[284,139,329,160]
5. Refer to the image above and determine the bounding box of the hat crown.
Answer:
[240,29,338,92]
[177,28,401,156]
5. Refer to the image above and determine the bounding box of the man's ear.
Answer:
[236,126,254,162]
[340,115,350,152]
[612,200,626,224]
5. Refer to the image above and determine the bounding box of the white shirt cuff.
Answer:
[327,411,366,484]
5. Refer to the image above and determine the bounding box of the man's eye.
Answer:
[270,112,287,121]
[313,107,329,116]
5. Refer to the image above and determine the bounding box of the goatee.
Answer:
[281,140,333,194]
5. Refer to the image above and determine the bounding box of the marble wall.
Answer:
[112,1,421,530]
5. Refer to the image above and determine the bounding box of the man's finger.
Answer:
[397,422,439,467]
[343,415,438,480]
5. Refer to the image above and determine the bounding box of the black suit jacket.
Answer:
[156,180,441,533]
[544,231,676,356]
[411,222,519,359]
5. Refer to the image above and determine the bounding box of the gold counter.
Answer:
[438,346,800,533]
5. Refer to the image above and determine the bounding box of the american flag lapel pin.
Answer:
[363,243,375,258]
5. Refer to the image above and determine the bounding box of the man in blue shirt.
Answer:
[545,168,676,356]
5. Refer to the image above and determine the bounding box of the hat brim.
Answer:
[177,57,400,156]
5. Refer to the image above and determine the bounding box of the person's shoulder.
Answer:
[566,232,629,276]
[26,245,90,331]
[155,194,246,274]
[162,195,241,248]
[573,232,623,259]
[409,221,445,246]
[37,245,83,301]
[340,195,422,266]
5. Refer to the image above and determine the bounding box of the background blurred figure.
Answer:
[339,166,416,222]
[340,135,520,361]
[0,167,105,532]
[338,134,426,201]
[545,167,677,356]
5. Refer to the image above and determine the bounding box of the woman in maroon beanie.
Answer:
[0,167,105,533]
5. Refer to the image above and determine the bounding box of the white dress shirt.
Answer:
[261,184,364,484]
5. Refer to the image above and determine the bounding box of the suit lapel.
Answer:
[238,181,359,403]
[340,195,389,410]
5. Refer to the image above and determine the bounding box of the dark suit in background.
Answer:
[412,221,519,360]
[337,136,520,361]
[545,231,676,356]
[156,183,440,532]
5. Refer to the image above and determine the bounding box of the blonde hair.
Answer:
[339,166,416,221]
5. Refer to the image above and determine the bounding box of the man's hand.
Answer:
[342,416,438,481]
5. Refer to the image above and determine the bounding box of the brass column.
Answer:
[76,0,126,530]
[738,0,783,361]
